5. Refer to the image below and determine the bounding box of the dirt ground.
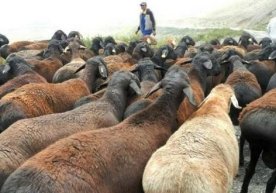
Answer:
[231,127,274,193]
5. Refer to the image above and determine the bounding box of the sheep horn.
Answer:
[183,86,197,107]
[154,64,167,71]
[241,59,251,65]
[145,81,162,98]
[74,64,86,74]
[268,50,276,60]
[130,64,139,73]
[130,80,142,95]
[231,95,242,109]
[2,64,11,74]
[79,45,87,49]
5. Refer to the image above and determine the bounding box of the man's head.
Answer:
[140,2,147,11]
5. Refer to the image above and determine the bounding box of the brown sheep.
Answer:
[0,54,47,98]
[0,71,141,188]
[0,40,48,58]
[26,39,64,82]
[1,66,196,193]
[177,51,221,125]
[143,84,240,193]
[0,78,90,132]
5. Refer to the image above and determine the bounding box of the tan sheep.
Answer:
[143,84,240,193]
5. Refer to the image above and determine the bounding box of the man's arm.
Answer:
[148,10,156,31]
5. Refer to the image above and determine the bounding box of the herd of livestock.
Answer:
[0,29,275,193]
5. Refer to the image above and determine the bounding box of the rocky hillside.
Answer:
[164,0,276,30]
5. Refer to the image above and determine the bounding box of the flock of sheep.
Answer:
[0,29,275,193]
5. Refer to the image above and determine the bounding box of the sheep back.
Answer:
[143,116,238,193]
[0,79,90,131]
[0,72,47,98]
[239,88,276,121]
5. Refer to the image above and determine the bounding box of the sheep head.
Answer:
[107,71,141,96]
[132,42,154,60]
[258,43,276,60]
[198,84,241,111]
[145,66,197,106]
[180,35,195,46]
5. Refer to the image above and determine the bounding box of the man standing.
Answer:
[135,2,156,37]
[267,17,276,43]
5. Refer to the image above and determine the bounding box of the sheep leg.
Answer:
[265,169,276,193]
[240,144,262,193]
[239,134,245,166]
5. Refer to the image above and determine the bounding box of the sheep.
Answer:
[103,42,118,56]
[222,51,262,125]
[180,35,196,46]
[50,29,67,41]
[238,32,259,52]
[210,38,221,49]
[52,38,86,83]
[0,71,141,188]
[68,31,83,40]
[124,57,165,118]
[90,36,104,55]
[0,54,47,98]
[266,73,276,91]
[174,41,188,58]
[0,41,36,58]
[177,51,221,125]
[101,42,155,77]
[151,44,177,77]
[1,66,197,193]
[244,44,276,93]
[132,42,154,61]
[259,37,272,49]
[142,84,240,193]
[53,56,109,108]
[74,56,108,93]
[239,88,276,193]
[222,37,239,46]
[25,39,64,82]
[0,34,9,47]
[0,78,90,131]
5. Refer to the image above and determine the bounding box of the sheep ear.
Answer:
[99,64,108,79]
[161,49,169,58]
[141,47,147,53]
[145,81,161,98]
[203,60,213,69]
[268,50,276,60]
[63,46,70,53]
[231,95,242,109]
[130,80,141,95]
[183,86,197,107]
[2,64,11,74]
